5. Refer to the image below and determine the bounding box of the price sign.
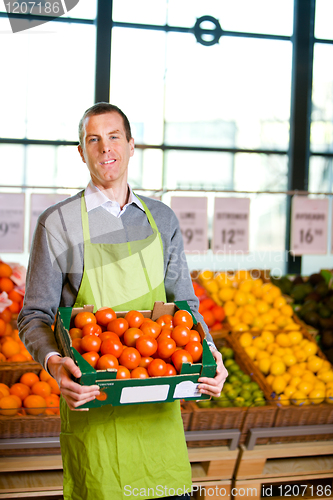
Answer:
[212,198,250,253]
[171,197,208,253]
[0,193,25,253]
[332,202,333,255]
[291,196,328,255]
[29,193,69,247]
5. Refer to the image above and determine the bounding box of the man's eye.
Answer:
[89,138,97,142]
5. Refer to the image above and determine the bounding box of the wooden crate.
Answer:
[188,446,239,481]
[0,362,42,387]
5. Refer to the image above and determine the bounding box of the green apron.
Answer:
[60,193,192,500]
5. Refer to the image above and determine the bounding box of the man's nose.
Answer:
[100,139,110,153]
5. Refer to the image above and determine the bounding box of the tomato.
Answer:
[99,331,120,342]
[201,309,215,328]
[69,328,82,340]
[125,310,145,328]
[72,338,83,354]
[82,323,102,337]
[74,312,97,329]
[119,347,141,370]
[173,310,193,329]
[107,317,129,337]
[184,340,203,362]
[116,366,131,379]
[147,358,167,377]
[189,331,202,343]
[140,321,161,339]
[171,350,193,373]
[131,367,149,379]
[157,338,177,359]
[138,356,152,369]
[100,337,123,358]
[164,363,177,376]
[82,351,100,368]
[210,322,223,332]
[171,325,191,347]
[96,354,119,370]
[135,335,157,357]
[123,327,144,347]
[199,298,215,311]
[95,307,117,326]
[156,314,174,328]
[157,330,173,342]
[211,305,226,322]
[80,335,102,353]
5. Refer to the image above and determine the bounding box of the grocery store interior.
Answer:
[0,0,333,499]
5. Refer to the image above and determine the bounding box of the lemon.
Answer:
[235,306,245,318]
[244,304,258,316]
[268,308,280,319]
[288,364,304,378]
[302,341,318,357]
[273,347,286,358]
[247,293,257,305]
[219,287,236,301]
[278,394,291,406]
[270,355,283,363]
[215,272,234,288]
[317,370,333,384]
[252,278,263,288]
[289,376,302,387]
[294,349,307,363]
[308,388,325,405]
[302,371,317,384]
[272,376,287,394]
[283,322,301,331]
[314,380,326,391]
[260,312,275,325]
[307,356,324,373]
[211,293,222,306]
[199,270,214,283]
[276,333,292,347]
[234,291,248,306]
[265,324,279,331]
[325,381,333,391]
[224,301,237,316]
[253,336,267,351]
[262,291,275,304]
[291,390,308,406]
[239,332,253,348]
[297,380,313,396]
[274,316,290,329]
[288,330,303,345]
[258,358,271,375]
[284,385,296,398]
[256,350,270,361]
[273,296,287,309]
[252,316,265,330]
[232,322,250,332]
[255,300,270,314]
[270,360,286,376]
[318,360,332,373]
[244,345,257,360]
[280,304,294,317]
[261,330,275,345]
[262,283,273,293]
[266,342,279,354]
[282,372,292,383]
[235,270,251,282]
[266,374,275,385]
[282,353,297,367]
[239,279,253,293]
[228,315,239,327]
[204,280,219,294]
[326,389,333,404]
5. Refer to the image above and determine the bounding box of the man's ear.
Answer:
[78,145,86,163]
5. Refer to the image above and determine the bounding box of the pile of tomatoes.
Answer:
[69,308,204,379]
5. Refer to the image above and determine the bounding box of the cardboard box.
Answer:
[54,301,217,408]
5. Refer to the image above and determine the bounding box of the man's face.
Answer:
[78,112,134,190]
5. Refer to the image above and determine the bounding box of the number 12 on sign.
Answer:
[213,198,250,253]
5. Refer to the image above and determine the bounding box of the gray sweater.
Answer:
[18,191,214,367]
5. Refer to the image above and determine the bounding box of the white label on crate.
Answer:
[171,196,208,253]
[173,381,202,399]
[291,196,328,255]
[0,193,25,252]
[212,197,250,253]
[120,384,170,404]
[29,193,69,247]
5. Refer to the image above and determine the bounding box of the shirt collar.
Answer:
[84,181,145,213]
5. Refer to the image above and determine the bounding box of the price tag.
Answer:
[0,193,25,253]
[29,193,69,247]
[212,198,250,253]
[291,197,329,255]
[171,197,208,253]
[332,202,333,255]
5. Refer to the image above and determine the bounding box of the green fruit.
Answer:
[197,400,213,408]
[216,399,233,408]
[252,390,265,399]
[222,383,233,393]
[240,374,251,384]
[224,358,236,369]
[248,381,260,392]
[228,374,241,384]
[225,388,240,400]
[253,398,266,407]
[234,397,245,407]
[242,400,252,407]
[242,382,253,392]
[219,347,234,360]
[228,363,241,373]
[240,390,252,401]
[212,393,228,401]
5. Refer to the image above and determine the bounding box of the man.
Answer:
[18,103,227,500]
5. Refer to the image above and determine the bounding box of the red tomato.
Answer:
[116,366,131,379]
[164,363,177,376]
[107,317,129,336]
[157,330,173,342]
[138,356,153,368]
[157,338,177,359]
[156,314,174,328]
[171,350,193,373]
[200,298,216,310]
[210,322,223,332]
[119,347,141,370]
[189,331,202,343]
[184,341,203,362]
[99,331,120,342]
[72,338,83,354]
[202,309,215,328]
[211,305,226,322]
[136,335,157,357]
[140,321,161,339]
[80,335,102,353]
[95,307,116,326]
[82,323,102,337]
[131,367,149,379]
[171,325,191,347]
[147,358,167,377]
[123,327,144,347]
[74,312,96,329]
[69,328,82,340]
[173,310,193,329]
[125,310,145,328]
[96,354,119,370]
[100,337,123,358]
[82,351,100,368]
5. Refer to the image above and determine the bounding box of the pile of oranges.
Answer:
[192,281,226,332]
[0,261,24,316]
[0,369,61,416]
[69,308,204,379]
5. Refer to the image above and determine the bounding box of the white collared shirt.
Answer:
[84,181,144,217]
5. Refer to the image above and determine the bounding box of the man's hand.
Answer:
[47,355,100,411]
[197,349,228,398]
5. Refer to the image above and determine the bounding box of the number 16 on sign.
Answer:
[291,196,328,255]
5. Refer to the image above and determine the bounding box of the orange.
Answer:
[44,394,60,414]
[47,377,61,395]
[0,262,12,278]
[0,353,5,362]
[0,395,20,416]
[39,369,52,382]
[31,381,52,398]
[0,277,14,293]
[23,394,46,415]
[0,383,10,397]
[10,383,30,401]
[8,353,28,362]
[20,372,39,388]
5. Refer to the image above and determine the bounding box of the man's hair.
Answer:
[78,102,132,145]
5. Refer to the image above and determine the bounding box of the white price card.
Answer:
[212,198,250,253]
[291,196,328,255]
[0,193,25,253]
[29,193,69,247]
[171,197,208,253]
[332,201,333,254]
